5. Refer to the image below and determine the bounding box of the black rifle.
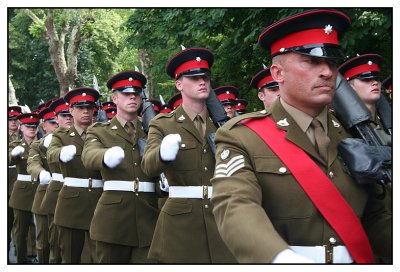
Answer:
[206,89,231,155]
[376,94,392,135]
[332,73,392,186]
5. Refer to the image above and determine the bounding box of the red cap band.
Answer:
[20,116,39,124]
[343,63,380,80]
[69,94,95,106]
[271,28,339,56]
[174,59,209,79]
[55,103,69,114]
[111,79,143,89]
[217,92,236,101]
[8,111,20,117]
[235,104,246,110]
[257,75,275,89]
[172,98,183,109]
[43,111,56,121]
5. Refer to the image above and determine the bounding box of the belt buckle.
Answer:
[324,237,337,264]
[134,178,139,193]
[202,185,208,199]
[88,178,93,189]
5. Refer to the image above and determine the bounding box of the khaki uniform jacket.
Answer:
[8,132,20,196]
[211,100,392,263]
[142,105,236,263]
[40,131,64,215]
[82,117,159,247]
[47,126,102,230]
[27,137,49,215]
[9,138,38,211]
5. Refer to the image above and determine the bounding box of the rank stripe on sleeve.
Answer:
[214,155,245,177]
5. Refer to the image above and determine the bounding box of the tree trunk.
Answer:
[8,76,18,105]
[138,48,154,99]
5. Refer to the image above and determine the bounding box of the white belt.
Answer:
[8,165,16,168]
[64,177,103,188]
[103,180,155,193]
[17,174,32,182]
[51,173,64,182]
[169,186,213,199]
[291,245,353,263]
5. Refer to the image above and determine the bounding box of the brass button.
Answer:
[329,171,334,178]
[132,147,135,151]
[279,167,287,173]
[204,167,208,171]
[181,143,186,148]
[203,149,207,153]
[134,162,137,166]
[329,237,336,244]
[204,204,209,209]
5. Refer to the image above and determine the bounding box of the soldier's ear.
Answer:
[270,63,284,83]
[175,79,183,91]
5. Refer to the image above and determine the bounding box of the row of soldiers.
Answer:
[8,9,392,264]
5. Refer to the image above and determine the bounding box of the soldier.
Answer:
[39,98,72,263]
[214,86,239,118]
[167,92,183,110]
[47,88,103,263]
[250,66,280,110]
[27,106,59,263]
[159,103,172,113]
[104,107,117,121]
[81,70,159,263]
[338,54,391,146]
[141,47,236,263]
[234,98,248,115]
[9,113,40,263]
[211,9,391,263]
[382,75,392,100]
[147,99,162,114]
[8,105,22,262]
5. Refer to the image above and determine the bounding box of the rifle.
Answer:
[93,75,107,122]
[376,94,392,135]
[205,88,231,155]
[332,73,392,188]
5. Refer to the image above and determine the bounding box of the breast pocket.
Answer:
[162,198,192,216]
[253,156,316,219]
[173,140,198,171]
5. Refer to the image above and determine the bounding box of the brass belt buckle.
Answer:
[134,178,139,193]
[203,185,208,199]
[88,178,93,189]
[324,237,336,264]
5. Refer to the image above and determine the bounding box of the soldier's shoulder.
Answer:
[54,127,69,135]
[152,110,176,121]
[223,110,270,130]
[90,121,110,129]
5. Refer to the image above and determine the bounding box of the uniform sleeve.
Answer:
[47,131,63,164]
[27,140,44,180]
[82,126,108,171]
[141,118,170,177]
[8,140,20,165]
[210,125,288,263]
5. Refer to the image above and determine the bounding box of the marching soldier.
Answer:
[214,86,239,118]
[9,113,40,263]
[39,98,72,263]
[141,47,236,263]
[210,9,391,263]
[82,70,159,263]
[338,54,391,146]
[27,105,59,263]
[250,66,280,110]
[8,105,22,262]
[234,98,248,115]
[47,88,103,263]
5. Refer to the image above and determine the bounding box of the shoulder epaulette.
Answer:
[55,127,69,134]
[223,110,270,130]
[91,121,110,128]
[153,110,175,120]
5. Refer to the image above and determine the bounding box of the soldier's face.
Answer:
[42,120,59,133]
[20,125,37,139]
[113,91,142,115]
[258,87,280,109]
[70,105,94,127]
[223,104,235,118]
[176,75,211,102]
[56,114,73,128]
[8,119,19,131]
[271,53,337,114]
[350,78,381,106]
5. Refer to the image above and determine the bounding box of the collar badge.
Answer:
[332,119,340,128]
[277,118,289,127]
[70,132,75,136]
[111,125,117,130]
[178,115,186,121]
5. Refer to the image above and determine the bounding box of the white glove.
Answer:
[43,133,53,148]
[160,134,181,161]
[272,249,315,263]
[39,170,52,185]
[103,146,125,168]
[60,145,76,163]
[11,146,25,158]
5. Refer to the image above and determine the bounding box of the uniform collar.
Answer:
[74,124,86,136]
[115,115,136,129]
[182,103,208,122]
[280,98,328,133]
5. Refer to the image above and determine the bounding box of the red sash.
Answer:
[242,117,375,263]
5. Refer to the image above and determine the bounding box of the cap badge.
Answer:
[220,149,230,160]
[22,143,26,146]
[367,61,373,65]
[178,115,185,121]
[226,91,230,94]
[30,115,33,119]
[324,24,333,35]
[196,57,201,62]
[111,125,117,130]
[128,77,133,82]
[260,110,267,114]
[279,48,285,53]
[277,118,289,127]
[332,119,340,128]
[11,110,14,112]
[70,132,75,136]
[82,93,87,96]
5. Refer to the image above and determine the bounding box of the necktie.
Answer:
[311,119,330,162]
[81,131,87,141]
[194,115,204,138]
[125,122,135,140]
